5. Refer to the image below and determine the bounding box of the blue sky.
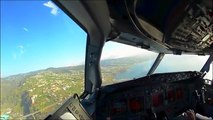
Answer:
[0,0,147,77]
[1,1,87,77]
[1,1,211,79]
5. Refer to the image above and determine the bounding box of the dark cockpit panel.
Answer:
[107,0,213,54]
[95,71,204,120]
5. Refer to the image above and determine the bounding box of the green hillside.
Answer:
[0,56,146,119]
[1,66,85,119]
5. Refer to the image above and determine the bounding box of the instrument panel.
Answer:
[96,72,203,120]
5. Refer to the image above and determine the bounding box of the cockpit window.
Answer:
[154,54,209,73]
[100,42,211,86]
[1,1,86,119]
[204,62,213,81]
[100,41,158,85]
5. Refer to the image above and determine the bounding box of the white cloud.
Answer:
[12,45,26,60]
[101,42,156,60]
[17,45,24,55]
[18,45,23,49]
[43,1,59,16]
[23,27,28,32]
[101,47,141,59]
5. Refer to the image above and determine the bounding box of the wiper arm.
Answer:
[147,53,164,76]
[200,54,213,73]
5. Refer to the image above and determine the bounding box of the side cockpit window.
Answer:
[1,1,86,119]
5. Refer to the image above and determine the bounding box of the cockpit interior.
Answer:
[45,0,213,119]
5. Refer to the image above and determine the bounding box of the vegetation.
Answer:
[0,56,146,119]
[1,67,84,119]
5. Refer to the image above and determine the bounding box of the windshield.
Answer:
[100,42,158,85]
[154,55,209,73]
[1,1,86,119]
[101,42,210,86]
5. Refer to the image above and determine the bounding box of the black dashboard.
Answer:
[95,71,204,120]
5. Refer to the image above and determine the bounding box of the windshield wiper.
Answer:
[147,53,165,75]
[200,54,213,75]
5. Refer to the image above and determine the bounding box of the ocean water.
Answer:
[115,61,152,81]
